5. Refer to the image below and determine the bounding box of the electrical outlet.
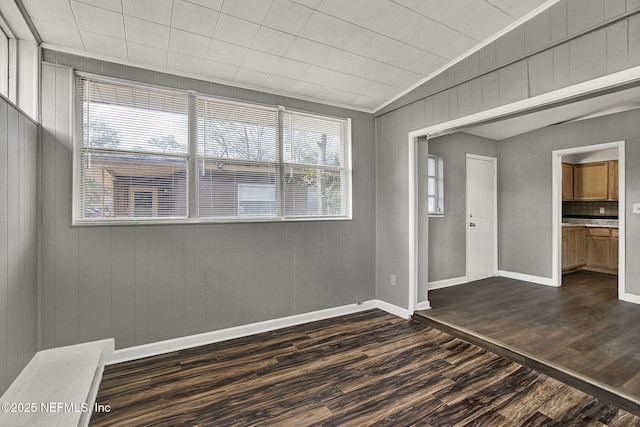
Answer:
[599,206,605,214]
[634,203,640,214]
[390,274,396,286]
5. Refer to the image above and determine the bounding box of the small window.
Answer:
[428,154,444,216]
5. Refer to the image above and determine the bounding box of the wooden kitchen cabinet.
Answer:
[573,162,609,200]
[562,226,586,271]
[562,228,569,271]
[564,226,617,273]
[608,160,618,200]
[586,228,611,269]
[575,227,586,266]
[611,228,619,268]
[562,163,573,200]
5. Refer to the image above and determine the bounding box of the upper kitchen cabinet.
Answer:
[573,161,618,201]
[562,163,574,200]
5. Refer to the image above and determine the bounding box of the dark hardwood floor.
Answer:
[415,271,640,416]
[90,309,639,426]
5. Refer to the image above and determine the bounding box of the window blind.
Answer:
[196,97,279,218]
[75,77,189,221]
[283,111,349,217]
[74,73,352,224]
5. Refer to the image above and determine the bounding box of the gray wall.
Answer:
[500,108,640,294]
[0,96,38,394]
[424,133,499,284]
[376,0,640,309]
[40,52,375,350]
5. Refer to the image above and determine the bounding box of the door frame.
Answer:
[406,64,640,314]
[552,141,627,300]
[466,154,499,281]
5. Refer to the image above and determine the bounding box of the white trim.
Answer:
[412,65,640,139]
[551,141,626,299]
[552,150,561,286]
[620,293,640,304]
[416,300,431,310]
[408,135,420,314]
[428,276,469,290]
[619,144,626,300]
[109,301,381,364]
[498,270,558,287]
[376,300,412,319]
[374,0,562,112]
[466,154,499,282]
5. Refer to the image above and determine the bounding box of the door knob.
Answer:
[469,222,476,227]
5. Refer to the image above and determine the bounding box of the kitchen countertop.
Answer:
[562,218,618,228]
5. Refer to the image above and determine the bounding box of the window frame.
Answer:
[72,72,353,226]
[427,154,444,217]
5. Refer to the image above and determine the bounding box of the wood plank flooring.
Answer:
[90,309,639,426]
[415,271,640,415]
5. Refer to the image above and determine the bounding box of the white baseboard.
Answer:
[498,270,558,287]
[416,300,431,310]
[620,292,640,304]
[428,276,468,290]
[375,300,411,319]
[110,301,379,364]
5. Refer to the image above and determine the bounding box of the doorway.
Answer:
[466,154,498,281]
[552,141,626,299]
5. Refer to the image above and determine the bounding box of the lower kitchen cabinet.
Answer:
[563,226,618,273]
[585,227,618,272]
[611,228,619,268]
[586,228,610,268]
[562,226,586,271]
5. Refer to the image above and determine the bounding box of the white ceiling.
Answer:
[22,0,553,112]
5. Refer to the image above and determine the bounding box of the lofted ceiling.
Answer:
[22,0,553,112]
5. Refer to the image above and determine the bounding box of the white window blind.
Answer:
[196,97,279,218]
[75,77,189,222]
[74,74,352,224]
[283,111,349,217]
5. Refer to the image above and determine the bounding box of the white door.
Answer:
[466,154,497,281]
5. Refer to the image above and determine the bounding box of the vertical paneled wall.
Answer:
[40,54,376,351]
[0,97,38,395]
[377,0,640,116]
[375,0,640,306]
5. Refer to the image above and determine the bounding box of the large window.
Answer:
[74,74,351,224]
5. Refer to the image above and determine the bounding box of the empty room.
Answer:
[2,0,640,425]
